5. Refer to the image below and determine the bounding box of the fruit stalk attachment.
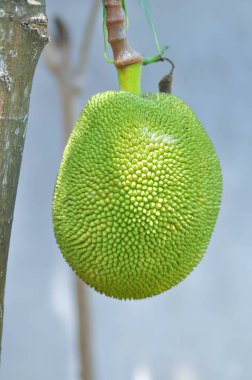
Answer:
[104,0,142,94]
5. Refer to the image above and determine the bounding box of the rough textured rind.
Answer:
[52,91,222,300]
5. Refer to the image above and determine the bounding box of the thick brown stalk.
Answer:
[0,0,48,354]
[104,0,142,68]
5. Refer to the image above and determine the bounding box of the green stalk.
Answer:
[117,63,142,94]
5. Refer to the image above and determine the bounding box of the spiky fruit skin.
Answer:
[52,91,222,300]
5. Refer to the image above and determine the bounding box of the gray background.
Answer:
[1,0,252,379]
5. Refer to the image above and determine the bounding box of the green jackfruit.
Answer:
[52,91,222,300]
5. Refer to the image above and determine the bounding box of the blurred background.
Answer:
[1,0,252,379]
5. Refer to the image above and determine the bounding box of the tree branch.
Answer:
[0,0,48,354]
[75,1,100,78]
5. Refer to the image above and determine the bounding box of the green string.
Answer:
[138,0,168,57]
[102,0,113,63]
[138,0,160,54]
[122,0,129,31]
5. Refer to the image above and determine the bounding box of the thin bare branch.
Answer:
[75,0,100,78]
[45,3,100,379]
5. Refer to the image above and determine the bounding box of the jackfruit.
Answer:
[52,91,222,299]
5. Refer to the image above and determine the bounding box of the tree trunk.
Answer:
[0,0,48,354]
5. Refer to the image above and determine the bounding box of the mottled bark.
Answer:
[0,0,48,354]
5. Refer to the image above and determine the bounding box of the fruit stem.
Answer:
[104,0,142,94]
[117,63,142,94]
